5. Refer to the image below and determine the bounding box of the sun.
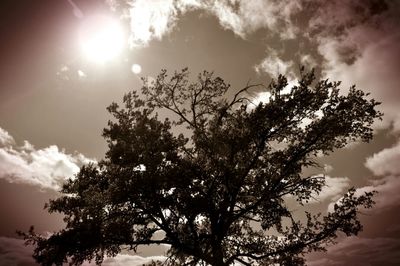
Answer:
[79,15,125,63]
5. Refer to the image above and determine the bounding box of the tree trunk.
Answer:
[211,245,226,266]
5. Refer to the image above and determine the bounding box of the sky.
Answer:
[0,0,400,265]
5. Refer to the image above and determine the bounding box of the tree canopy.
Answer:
[20,68,382,266]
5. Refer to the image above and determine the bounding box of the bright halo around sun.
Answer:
[79,15,125,63]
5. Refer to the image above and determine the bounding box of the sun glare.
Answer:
[79,15,125,63]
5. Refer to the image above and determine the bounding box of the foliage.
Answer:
[19,68,382,265]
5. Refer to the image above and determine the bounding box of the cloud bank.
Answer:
[90,254,166,266]
[0,127,94,191]
[0,237,165,266]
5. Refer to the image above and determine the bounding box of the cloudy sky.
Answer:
[0,0,400,265]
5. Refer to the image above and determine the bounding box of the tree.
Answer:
[20,68,382,266]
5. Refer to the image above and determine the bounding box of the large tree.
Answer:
[20,68,381,265]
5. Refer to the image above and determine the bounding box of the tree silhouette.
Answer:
[19,68,382,265]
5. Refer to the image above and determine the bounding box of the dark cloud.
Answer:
[307,236,400,266]
[0,237,36,266]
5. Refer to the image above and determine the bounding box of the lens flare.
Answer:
[131,64,142,74]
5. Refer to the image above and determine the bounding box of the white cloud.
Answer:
[209,1,245,37]
[305,0,400,224]
[319,176,350,202]
[0,127,15,146]
[308,175,350,204]
[340,143,400,211]
[115,0,399,132]
[359,176,400,212]
[308,0,400,131]
[203,0,301,39]
[0,127,94,191]
[320,33,400,130]
[250,76,297,106]
[251,91,271,106]
[81,254,166,266]
[327,140,400,213]
[328,175,400,214]
[115,0,301,47]
[300,54,317,68]
[127,0,297,77]
[94,254,166,266]
[127,0,179,47]
[365,141,400,176]
[254,49,294,78]
[242,1,400,133]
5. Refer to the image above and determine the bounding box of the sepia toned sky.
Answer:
[1,0,400,265]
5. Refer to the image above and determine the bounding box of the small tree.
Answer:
[20,68,381,265]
